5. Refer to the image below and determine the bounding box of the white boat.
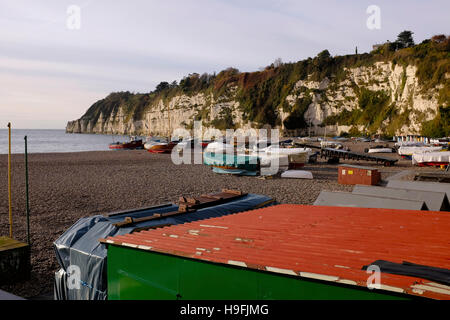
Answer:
[394,141,424,147]
[367,148,393,153]
[320,141,344,149]
[281,170,313,179]
[430,138,450,145]
[412,151,450,167]
[298,137,318,142]
[204,142,235,153]
[258,154,289,176]
[398,146,442,156]
[144,137,167,150]
[263,145,312,155]
[263,146,312,167]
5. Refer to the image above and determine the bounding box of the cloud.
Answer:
[0,0,448,128]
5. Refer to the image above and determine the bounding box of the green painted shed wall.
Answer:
[107,245,409,300]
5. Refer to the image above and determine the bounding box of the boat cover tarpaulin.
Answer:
[412,151,450,165]
[398,146,442,156]
[264,146,311,155]
[203,152,259,171]
[395,141,424,147]
[212,167,258,176]
[258,154,289,167]
[368,148,393,153]
[53,193,273,300]
[281,170,313,179]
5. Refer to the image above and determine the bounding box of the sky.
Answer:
[0,0,448,129]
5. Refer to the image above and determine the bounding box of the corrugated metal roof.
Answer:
[387,180,450,199]
[352,185,449,212]
[313,191,428,210]
[103,204,450,300]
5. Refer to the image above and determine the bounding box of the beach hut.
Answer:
[313,191,428,210]
[352,185,450,212]
[387,180,450,199]
[102,205,450,300]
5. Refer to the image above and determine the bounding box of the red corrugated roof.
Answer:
[103,204,450,300]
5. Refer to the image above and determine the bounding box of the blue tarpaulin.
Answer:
[53,193,274,300]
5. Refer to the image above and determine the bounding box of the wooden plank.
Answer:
[0,237,28,252]
[106,203,173,217]
[113,209,187,228]
[114,190,246,228]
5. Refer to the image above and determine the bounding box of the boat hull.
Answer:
[109,140,144,150]
[147,143,177,154]
[212,167,258,176]
[417,162,449,167]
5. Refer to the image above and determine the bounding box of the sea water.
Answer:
[0,129,138,154]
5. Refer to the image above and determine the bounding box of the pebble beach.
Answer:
[0,143,437,298]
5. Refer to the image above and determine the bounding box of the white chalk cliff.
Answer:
[66,62,446,137]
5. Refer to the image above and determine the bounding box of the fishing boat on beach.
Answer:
[365,145,395,154]
[175,139,212,152]
[144,137,178,153]
[397,145,443,159]
[109,136,144,150]
[412,151,450,168]
[203,152,260,176]
[147,141,178,153]
[204,141,235,154]
[259,145,313,168]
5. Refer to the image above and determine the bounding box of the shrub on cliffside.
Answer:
[421,106,450,137]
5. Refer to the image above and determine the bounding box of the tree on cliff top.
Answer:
[155,81,170,92]
[396,30,415,48]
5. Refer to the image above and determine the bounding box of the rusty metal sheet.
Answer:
[102,204,450,300]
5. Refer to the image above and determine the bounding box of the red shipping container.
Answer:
[338,164,381,185]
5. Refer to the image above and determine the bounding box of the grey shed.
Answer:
[314,191,428,211]
[387,180,450,199]
[352,185,450,212]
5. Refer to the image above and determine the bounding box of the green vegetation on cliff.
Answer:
[323,88,393,134]
[76,32,449,137]
[421,106,450,137]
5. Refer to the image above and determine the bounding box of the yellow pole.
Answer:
[7,122,13,238]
